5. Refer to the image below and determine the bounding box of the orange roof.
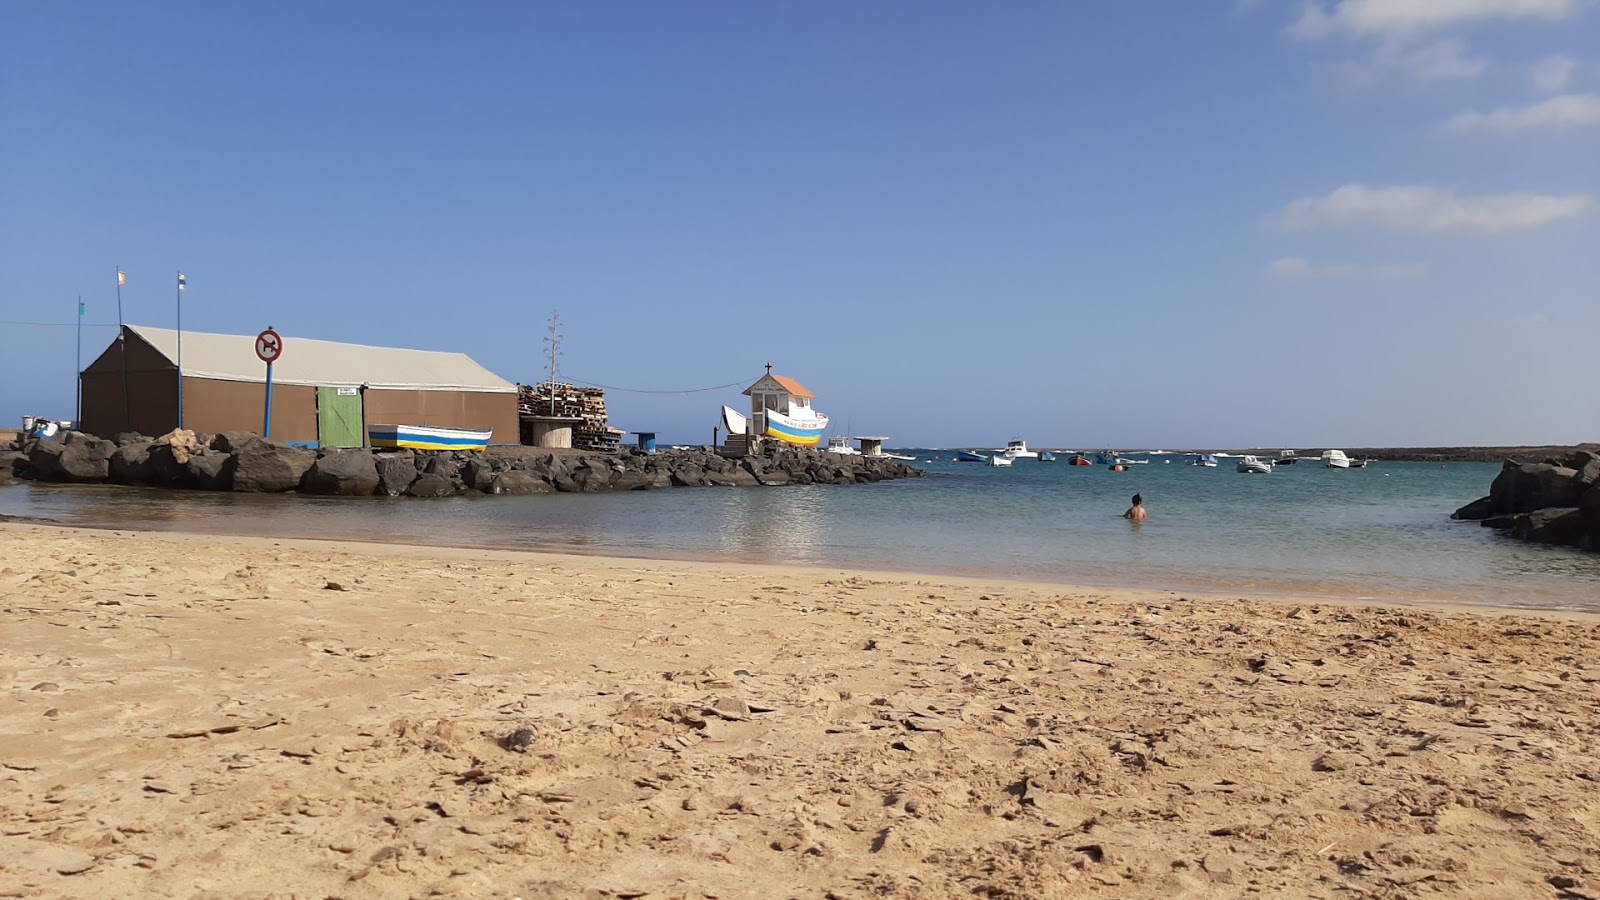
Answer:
[770,374,815,399]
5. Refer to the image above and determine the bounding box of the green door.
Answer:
[317,386,363,448]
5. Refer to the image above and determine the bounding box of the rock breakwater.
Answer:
[1452,450,1600,552]
[3,430,921,498]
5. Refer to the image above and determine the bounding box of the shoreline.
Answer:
[0,511,1588,615]
[5,523,1600,897]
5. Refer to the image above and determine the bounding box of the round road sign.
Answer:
[255,328,284,364]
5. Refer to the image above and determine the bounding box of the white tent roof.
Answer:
[127,325,517,393]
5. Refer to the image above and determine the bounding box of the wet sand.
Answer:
[3,523,1599,899]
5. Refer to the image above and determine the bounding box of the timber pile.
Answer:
[518,382,625,451]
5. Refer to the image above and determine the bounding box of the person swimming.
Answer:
[1123,493,1146,523]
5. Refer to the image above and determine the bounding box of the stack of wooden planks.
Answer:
[518,382,625,451]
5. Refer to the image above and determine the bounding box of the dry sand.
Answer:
[3,523,1600,899]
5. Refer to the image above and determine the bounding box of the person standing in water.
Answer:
[1123,493,1146,522]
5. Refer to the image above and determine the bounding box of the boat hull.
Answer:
[369,424,493,451]
[763,410,828,447]
[955,451,987,462]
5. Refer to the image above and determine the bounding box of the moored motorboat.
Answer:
[986,454,1013,467]
[1038,450,1057,462]
[1237,455,1273,474]
[1323,450,1352,469]
[1188,454,1218,467]
[824,435,861,455]
[1067,453,1092,466]
[881,451,917,461]
[955,450,987,462]
[1275,450,1300,466]
[1002,439,1039,459]
[369,424,494,451]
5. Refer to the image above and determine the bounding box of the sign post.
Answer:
[255,327,284,438]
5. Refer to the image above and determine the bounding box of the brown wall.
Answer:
[81,332,179,437]
[182,377,319,444]
[363,390,519,444]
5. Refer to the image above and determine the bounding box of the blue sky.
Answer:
[2,1,1596,447]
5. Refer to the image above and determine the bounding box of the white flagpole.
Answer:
[177,270,184,430]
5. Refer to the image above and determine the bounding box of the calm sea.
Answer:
[4,453,1598,611]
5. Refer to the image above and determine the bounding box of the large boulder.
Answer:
[461,458,497,492]
[28,436,114,482]
[1451,496,1493,521]
[0,449,21,484]
[405,472,457,498]
[488,471,554,495]
[1488,462,1586,514]
[1570,451,1600,487]
[109,441,156,484]
[1511,507,1587,546]
[231,439,315,492]
[186,450,236,491]
[374,451,417,496]
[301,450,380,496]
[209,431,259,454]
[609,470,655,491]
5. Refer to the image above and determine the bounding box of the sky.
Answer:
[1,0,1596,448]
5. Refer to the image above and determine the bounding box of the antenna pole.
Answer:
[543,310,563,417]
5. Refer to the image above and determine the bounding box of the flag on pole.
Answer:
[79,300,85,316]
[178,273,187,291]
[117,270,127,286]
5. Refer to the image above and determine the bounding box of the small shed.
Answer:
[80,325,519,446]
[855,436,888,457]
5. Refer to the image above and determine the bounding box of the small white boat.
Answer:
[1002,438,1039,459]
[881,451,917,461]
[1237,455,1273,474]
[1188,454,1218,468]
[986,454,1014,467]
[369,424,494,451]
[1323,449,1352,469]
[824,435,861,456]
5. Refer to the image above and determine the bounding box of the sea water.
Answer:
[3,455,1597,610]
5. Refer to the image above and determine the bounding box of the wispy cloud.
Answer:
[1447,93,1600,131]
[1530,54,1580,91]
[1270,184,1595,233]
[1289,0,1582,39]
[1329,36,1490,85]
[1267,257,1427,279]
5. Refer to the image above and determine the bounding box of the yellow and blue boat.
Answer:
[368,423,493,451]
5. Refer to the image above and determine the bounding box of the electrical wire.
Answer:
[561,375,758,395]
[0,320,122,328]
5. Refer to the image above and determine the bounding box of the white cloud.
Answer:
[1447,93,1600,130]
[1267,257,1427,279]
[1330,37,1490,85]
[1271,184,1594,233]
[1289,0,1581,39]
[1530,55,1579,92]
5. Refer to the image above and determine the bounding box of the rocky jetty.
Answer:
[1452,450,1600,552]
[3,430,921,498]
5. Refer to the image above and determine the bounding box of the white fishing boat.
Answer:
[986,454,1014,467]
[1237,455,1273,474]
[881,451,917,461]
[1275,450,1300,466]
[369,424,494,451]
[1188,454,1218,468]
[1002,438,1038,459]
[824,435,860,456]
[1323,449,1352,469]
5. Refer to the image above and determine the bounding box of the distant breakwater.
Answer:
[0,430,921,498]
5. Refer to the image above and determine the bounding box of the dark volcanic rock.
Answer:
[28,436,114,482]
[405,472,457,498]
[303,450,380,496]
[0,449,21,484]
[374,451,417,496]
[1511,507,1587,546]
[209,431,258,454]
[462,458,496,492]
[232,439,315,493]
[1452,496,1493,521]
[109,442,156,484]
[488,472,554,495]
[186,450,236,491]
[1489,462,1586,514]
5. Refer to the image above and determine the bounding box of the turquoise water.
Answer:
[4,454,1598,610]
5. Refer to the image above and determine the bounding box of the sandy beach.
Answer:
[3,523,1599,899]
